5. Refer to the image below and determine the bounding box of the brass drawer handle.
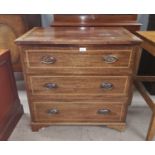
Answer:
[47,108,59,115]
[103,55,118,63]
[44,83,58,89]
[41,55,56,64]
[97,109,111,115]
[100,82,113,90]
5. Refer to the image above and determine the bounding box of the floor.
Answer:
[9,81,155,140]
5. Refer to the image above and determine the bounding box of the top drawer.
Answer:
[23,48,135,75]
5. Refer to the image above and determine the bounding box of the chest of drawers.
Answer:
[16,27,141,131]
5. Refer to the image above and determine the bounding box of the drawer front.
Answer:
[33,102,126,122]
[24,48,135,75]
[28,76,129,97]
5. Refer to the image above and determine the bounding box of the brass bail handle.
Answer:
[41,55,56,64]
[97,109,111,115]
[103,55,118,64]
[44,83,58,89]
[100,82,113,90]
[47,108,59,115]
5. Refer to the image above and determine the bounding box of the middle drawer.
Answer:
[28,76,130,98]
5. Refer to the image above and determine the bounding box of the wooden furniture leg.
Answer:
[134,78,155,140]
[146,113,155,140]
[107,124,126,132]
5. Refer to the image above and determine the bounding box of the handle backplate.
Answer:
[41,55,56,64]
[100,82,113,90]
[103,55,118,64]
[97,109,111,115]
[47,108,59,115]
[44,83,58,89]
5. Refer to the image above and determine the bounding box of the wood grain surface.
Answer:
[52,15,141,33]
[15,27,141,131]
[33,102,125,122]
[0,49,23,140]
[15,27,142,45]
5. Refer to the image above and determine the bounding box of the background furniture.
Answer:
[52,14,141,33]
[16,27,141,131]
[0,15,41,71]
[135,31,155,141]
[0,49,23,140]
[138,15,155,95]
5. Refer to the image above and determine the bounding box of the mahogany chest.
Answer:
[15,27,141,131]
[0,49,23,140]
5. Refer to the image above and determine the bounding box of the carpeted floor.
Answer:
[8,87,155,141]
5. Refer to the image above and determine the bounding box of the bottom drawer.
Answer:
[33,102,126,123]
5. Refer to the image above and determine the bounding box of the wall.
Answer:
[138,14,149,30]
[41,14,53,27]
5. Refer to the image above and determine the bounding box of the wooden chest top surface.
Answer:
[15,27,141,45]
